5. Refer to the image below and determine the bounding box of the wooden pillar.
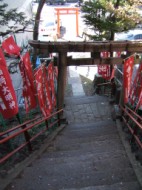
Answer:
[57,52,67,112]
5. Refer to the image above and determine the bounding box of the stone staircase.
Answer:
[6,95,141,190]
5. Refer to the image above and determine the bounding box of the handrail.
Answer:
[120,105,142,149]
[0,115,43,137]
[114,77,122,86]
[0,109,63,164]
[125,105,142,122]
[0,109,63,143]
[116,68,123,75]
[97,82,111,86]
[120,105,142,130]
[114,67,123,86]
[0,119,60,164]
[122,115,142,149]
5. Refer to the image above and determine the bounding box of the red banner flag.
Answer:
[47,62,56,108]
[22,52,36,94]
[0,48,18,118]
[123,56,134,104]
[43,66,52,114]
[129,63,142,109]
[35,68,46,116]
[135,68,142,110]
[98,65,111,80]
[2,36,21,56]
[35,66,52,117]
[116,52,121,57]
[136,92,142,110]
[98,52,115,80]
[19,52,37,112]
[54,66,58,79]
[101,52,110,58]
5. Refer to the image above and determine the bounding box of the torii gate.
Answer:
[55,7,80,38]
[29,40,142,113]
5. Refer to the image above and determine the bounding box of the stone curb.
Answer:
[0,124,66,190]
[116,119,142,187]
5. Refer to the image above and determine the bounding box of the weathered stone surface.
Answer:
[3,96,142,190]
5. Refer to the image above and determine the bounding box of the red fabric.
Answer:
[22,52,36,94]
[2,36,21,56]
[129,63,142,109]
[0,48,18,118]
[98,52,114,80]
[19,52,37,112]
[47,62,56,108]
[123,56,134,104]
[116,52,121,57]
[110,67,115,80]
[35,66,52,117]
[101,52,110,58]
[54,66,58,79]
[43,66,52,113]
[136,90,142,110]
[136,64,142,109]
[35,68,46,116]
[98,65,111,80]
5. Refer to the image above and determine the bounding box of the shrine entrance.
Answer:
[55,7,80,38]
[29,40,142,111]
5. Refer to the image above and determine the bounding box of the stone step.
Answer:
[6,96,141,190]
[12,166,138,190]
[65,95,109,105]
[64,101,113,124]
[59,181,141,190]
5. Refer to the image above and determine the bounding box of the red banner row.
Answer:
[1,36,142,118]
[98,52,142,110]
[0,36,57,119]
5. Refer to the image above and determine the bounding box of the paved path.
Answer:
[68,66,85,96]
[4,94,141,190]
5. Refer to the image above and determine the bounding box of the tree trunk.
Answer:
[32,0,46,68]
[109,0,120,41]
[110,31,115,41]
[33,0,46,40]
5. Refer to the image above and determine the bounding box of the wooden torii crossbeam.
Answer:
[29,40,142,65]
[29,40,142,111]
[29,40,142,53]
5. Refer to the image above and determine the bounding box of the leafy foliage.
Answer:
[0,0,31,36]
[81,0,142,40]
